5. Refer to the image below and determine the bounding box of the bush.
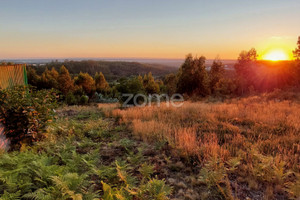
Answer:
[65,92,78,105]
[79,95,89,105]
[215,78,237,96]
[0,86,58,150]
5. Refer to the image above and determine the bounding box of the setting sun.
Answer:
[262,49,289,61]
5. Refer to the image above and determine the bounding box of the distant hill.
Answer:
[29,60,178,80]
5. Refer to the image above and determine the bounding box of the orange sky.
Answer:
[0,1,299,60]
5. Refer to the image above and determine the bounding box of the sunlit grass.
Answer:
[110,95,300,198]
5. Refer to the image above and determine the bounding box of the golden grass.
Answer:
[112,98,300,164]
[97,103,120,116]
[109,96,300,197]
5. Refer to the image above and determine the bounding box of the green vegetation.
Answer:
[0,86,58,150]
[1,37,300,200]
[0,106,172,200]
[177,55,210,96]
[27,65,165,106]
[95,72,110,94]
[25,36,300,107]
[29,60,177,81]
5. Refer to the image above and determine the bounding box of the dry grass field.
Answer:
[109,95,300,199]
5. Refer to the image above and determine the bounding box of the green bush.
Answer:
[79,95,89,105]
[0,86,58,150]
[65,92,78,105]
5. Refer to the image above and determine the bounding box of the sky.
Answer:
[0,0,299,59]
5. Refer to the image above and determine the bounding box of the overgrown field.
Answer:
[110,95,300,199]
[1,95,300,200]
[0,107,173,200]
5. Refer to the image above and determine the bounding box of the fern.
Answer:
[286,173,300,199]
[138,163,155,184]
[138,178,172,200]
[198,157,234,200]
[116,161,138,188]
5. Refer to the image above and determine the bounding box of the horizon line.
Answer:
[0,57,238,61]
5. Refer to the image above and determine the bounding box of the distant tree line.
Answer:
[27,65,164,105]
[26,36,300,104]
[29,60,177,81]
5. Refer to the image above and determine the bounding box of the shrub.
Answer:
[79,95,89,105]
[65,92,78,105]
[215,78,237,96]
[0,86,58,150]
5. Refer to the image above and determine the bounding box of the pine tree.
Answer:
[234,48,258,94]
[58,66,74,95]
[40,67,59,89]
[293,36,300,61]
[164,73,178,95]
[27,67,40,87]
[138,75,143,85]
[177,54,210,96]
[94,72,110,93]
[143,72,160,94]
[74,72,95,95]
[293,36,300,86]
[209,59,225,94]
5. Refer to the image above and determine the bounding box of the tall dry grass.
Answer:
[112,99,299,162]
[110,96,300,197]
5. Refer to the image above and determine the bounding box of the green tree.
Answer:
[215,78,237,96]
[117,77,145,104]
[58,66,74,95]
[234,48,258,94]
[74,72,95,96]
[164,73,178,95]
[138,75,144,85]
[40,67,59,89]
[27,67,40,87]
[94,72,110,93]
[143,72,160,94]
[293,36,300,60]
[177,54,210,96]
[209,59,225,94]
[294,37,300,86]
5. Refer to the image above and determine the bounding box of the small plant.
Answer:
[119,138,135,152]
[138,178,172,200]
[198,157,234,200]
[139,163,155,183]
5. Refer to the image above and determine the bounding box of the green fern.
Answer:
[138,163,155,183]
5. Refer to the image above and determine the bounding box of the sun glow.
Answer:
[262,49,289,61]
